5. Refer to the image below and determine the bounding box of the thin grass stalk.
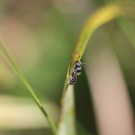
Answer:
[0,42,57,135]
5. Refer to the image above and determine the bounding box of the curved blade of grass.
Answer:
[62,4,122,97]
[0,42,57,135]
[59,4,122,135]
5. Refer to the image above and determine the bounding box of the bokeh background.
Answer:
[0,0,134,135]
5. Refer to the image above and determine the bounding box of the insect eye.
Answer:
[76,61,82,67]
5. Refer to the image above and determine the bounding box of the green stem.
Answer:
[0,43,57,135]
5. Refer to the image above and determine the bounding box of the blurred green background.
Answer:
[0,0,134,135]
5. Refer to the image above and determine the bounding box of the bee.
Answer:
[68,61,82,85]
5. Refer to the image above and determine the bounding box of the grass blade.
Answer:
[62,4,122,97]
[0,42,57,135]
[58,85,76,135]
[59,4,123,135]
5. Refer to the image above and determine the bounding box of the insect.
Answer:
[68,61,82,85]
[74,61,82,75]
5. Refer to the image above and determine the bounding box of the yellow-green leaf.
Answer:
[58,85,76,135]
[59,4,123,135]
[63,4,122,97]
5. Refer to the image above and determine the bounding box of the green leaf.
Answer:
[0,41,57,135]
[62,4,122,98]
[59,4,123,135]
[58,85,76,135]
[118,18,135,48]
